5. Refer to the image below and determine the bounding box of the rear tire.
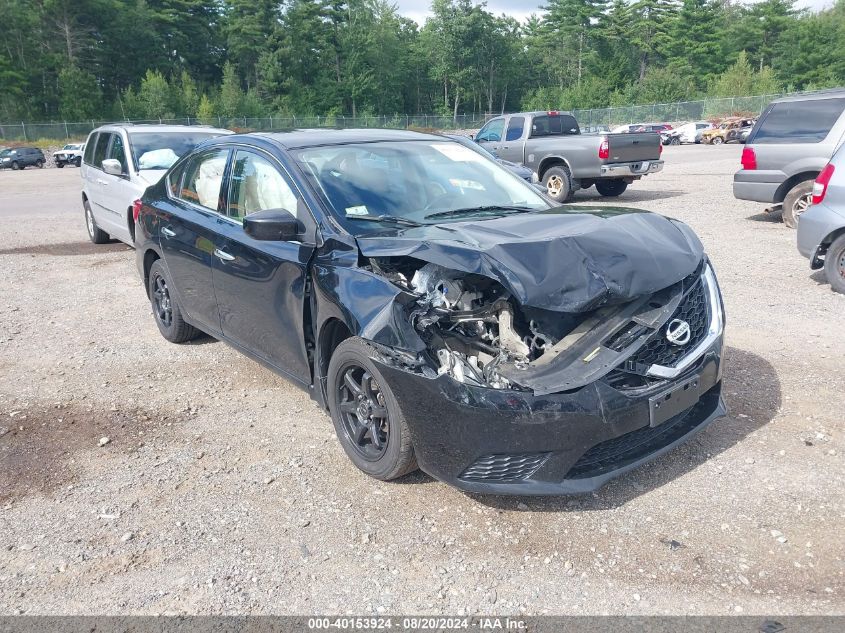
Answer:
[824,235,845,295]
[327,337,417,481]
[542,165,574,203]
[84,199,109,244]
[595,179,628,197]
[148,260,201,343]
[782,180,814,229]
[35,159,44,168]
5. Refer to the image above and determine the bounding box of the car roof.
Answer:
[770,89,845,104]
[232,128,448,150]
[92,124,232,135]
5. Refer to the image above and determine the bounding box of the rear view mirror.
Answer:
[102,159,123,176]
[243,208,298,241]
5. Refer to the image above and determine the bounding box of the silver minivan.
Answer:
[82,124,231,246]
[797,144,845,294]
[733,90,845,228]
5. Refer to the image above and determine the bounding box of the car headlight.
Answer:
[1,157,9,162]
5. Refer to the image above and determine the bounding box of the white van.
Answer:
[81,124,231,245]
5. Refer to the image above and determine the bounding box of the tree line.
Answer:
[1,0,844,123]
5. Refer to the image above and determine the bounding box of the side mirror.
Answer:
[102,158,123,176]
[243,208,298,241]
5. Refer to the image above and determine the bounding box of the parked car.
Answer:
[725,119,756,144]
[446,134,534,182]
[797,146,845,293]
[0,147,45,170]
[475,111,664,202]
[662,121,713,145]
[82,124,232,247]
[135,129,726,494]
[734,90,845,227]
[53,143,85,168]
[701,118,755,145]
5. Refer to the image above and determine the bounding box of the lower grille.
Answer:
[566,388,718,480]
[459,452,550,483]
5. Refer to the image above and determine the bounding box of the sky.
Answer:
[394,0,836,27]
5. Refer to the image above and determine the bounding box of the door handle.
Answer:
[96,178,108,185]
[161,227,176,238]
[214,248,235,262]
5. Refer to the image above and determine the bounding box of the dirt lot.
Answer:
[0,144,843,616]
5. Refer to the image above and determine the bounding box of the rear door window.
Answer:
[752,98,845,144]
[505,117,525,141]
[179,149,229,211]
[83,134,98,164]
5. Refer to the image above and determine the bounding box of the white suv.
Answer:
[81,124,231,246]
[54,143,85,167]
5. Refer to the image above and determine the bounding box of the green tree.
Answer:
[58,65,102,120]
[139,70,171,118]
[197,93,216,122]
[219,61,243,117]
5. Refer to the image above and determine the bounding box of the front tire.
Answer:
[824,235,845,295]
[711,137,723,145]
[782,180,814,229]
[670,137,681,146]
[10,161,20,170]
[147,260,201,343]
[84,199,109,244]
[57,162,65,168]
[327,337,417,481]
[74,157,82,167]
[595,179,628,197]
[542,165,574,203]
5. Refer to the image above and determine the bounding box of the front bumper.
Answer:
[797,202,845,267]
[600,160,663,178]
[376,336,725,496]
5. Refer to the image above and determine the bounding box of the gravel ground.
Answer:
[0,144,843,616]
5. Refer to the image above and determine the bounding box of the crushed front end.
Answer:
[364,255,726,495]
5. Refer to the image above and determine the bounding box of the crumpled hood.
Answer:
[356,207,704,313]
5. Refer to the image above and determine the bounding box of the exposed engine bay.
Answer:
[368,256,708,394]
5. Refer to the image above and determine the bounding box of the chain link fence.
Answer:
[0,114,491,142]
[0,92,815,142]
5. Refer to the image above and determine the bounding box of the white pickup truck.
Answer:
[53,143,85,168]
[475,111,664,202]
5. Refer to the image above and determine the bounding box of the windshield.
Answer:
[0,150,10,157]
[294,140,549,234]
[129,131,223,171]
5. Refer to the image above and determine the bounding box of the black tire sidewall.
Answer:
[57,162,65,168]
[542,165,573,202]
[824,235,845,294]
[148,261,178,340]
[782,180,814,229]
[595,180,628,197]
[11,162,19,170]
[327,338,414,480]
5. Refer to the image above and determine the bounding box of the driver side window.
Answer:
[227,150,298,221]
[476,118,504,143]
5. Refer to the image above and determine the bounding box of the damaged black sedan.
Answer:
[135,129,726,495]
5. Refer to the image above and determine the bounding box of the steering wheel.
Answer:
[423,191,466,211]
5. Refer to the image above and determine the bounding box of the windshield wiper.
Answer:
[345,214,422,227]
[424,205,535,220]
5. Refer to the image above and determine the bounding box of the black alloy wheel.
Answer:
[152,273,173,329]
[337,364,390,461]
[327,337,417,480]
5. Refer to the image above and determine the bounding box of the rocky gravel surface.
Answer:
[0,144,843,615]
